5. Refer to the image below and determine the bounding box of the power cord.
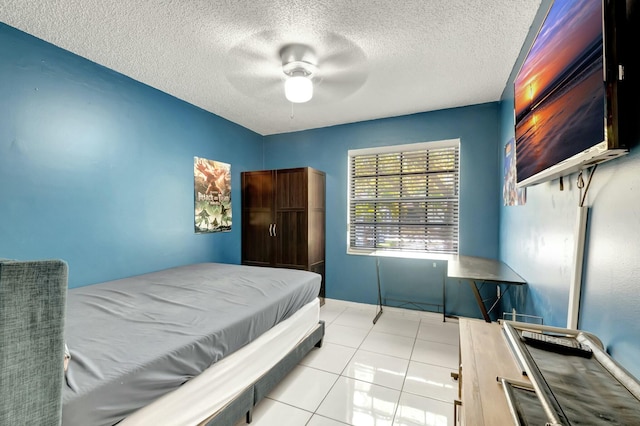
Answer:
[578,164,598,207]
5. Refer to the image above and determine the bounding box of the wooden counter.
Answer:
[457,318,529,425]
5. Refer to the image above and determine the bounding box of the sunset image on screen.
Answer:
[514,0,605,183]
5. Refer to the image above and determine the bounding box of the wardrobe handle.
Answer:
[268,224,273,236]
[273,223,277,237]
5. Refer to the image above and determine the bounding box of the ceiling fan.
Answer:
[223,30,368,104]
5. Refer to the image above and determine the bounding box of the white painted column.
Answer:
[567,206,589,329]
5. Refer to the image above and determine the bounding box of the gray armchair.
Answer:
[0,259,68,425]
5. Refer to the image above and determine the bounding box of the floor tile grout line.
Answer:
[304,412,350,426]
[270,307,354,424]
[318,308,422,423]
[305,330,417,391]
[264,395,314,413]
[393,316,458,422]
[308,372,341,423]
[304,312,377,424]
[415,336,460,346]
[408,357,459,372]
[260,310,455,424]
[236,396,358,426]
[400,388,457,405]
[303,363,408,394]
[290,302,458,425]
[390,318,423,423]
[322,320,457,372]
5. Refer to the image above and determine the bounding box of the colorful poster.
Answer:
[503,137,526,206]
[194,157,231,233]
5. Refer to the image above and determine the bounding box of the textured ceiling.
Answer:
[0,0,542,136]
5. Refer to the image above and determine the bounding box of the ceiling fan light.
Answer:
[285,75,313,103]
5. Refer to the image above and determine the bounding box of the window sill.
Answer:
[347,248,457,261]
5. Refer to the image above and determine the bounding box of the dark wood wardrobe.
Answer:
[241,167,325,303]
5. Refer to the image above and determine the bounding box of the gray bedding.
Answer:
[62,263,320,426]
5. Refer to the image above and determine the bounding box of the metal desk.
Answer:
[371,251,453,324]
[447,255,526,322]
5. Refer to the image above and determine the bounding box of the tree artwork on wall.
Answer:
[194,157,231,233]
[503,137,526,206]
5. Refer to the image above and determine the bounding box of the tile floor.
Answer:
[236,299,460,426]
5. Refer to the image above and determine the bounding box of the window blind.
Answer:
[348,142,459,254]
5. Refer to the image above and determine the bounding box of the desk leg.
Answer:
[442,270,446,322]
[373,258,383,324]
[468,280,491,322]
[487,284,506,316]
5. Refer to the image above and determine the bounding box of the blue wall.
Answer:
[264,105,502,318]
[0,23,263,288]
[499,0,640,378]
[7,7,637,380]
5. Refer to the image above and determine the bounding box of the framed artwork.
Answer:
[503,137,526,206]
[194,157,231,233]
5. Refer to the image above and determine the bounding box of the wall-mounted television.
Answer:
[514,0,629,188]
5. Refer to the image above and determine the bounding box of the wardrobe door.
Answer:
[308,168,326,300]
[241,170,275,266]
[274,168,308,269]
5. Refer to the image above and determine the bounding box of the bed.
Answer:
[62,262,324,426]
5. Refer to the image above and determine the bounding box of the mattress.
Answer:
[122,298,320,425]
[62,263,320,426]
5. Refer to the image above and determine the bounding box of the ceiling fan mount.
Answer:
[282,60,317,78]
[280,44,317,79]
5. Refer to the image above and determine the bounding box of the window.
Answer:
[348,139,460,254]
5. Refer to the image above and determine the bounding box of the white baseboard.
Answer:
[322,298,455,322]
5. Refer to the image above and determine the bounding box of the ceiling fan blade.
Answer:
[314,66,368,101]
[314,83,362,102]
[223,29,370,104]
[226,70,282,98]
[320,50,365,70]
[250,84,284,101]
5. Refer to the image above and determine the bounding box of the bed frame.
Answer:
[202,321,324,426]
